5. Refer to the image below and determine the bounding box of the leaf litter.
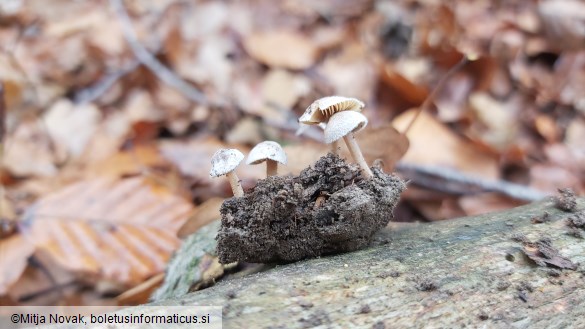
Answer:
[0,0,584,306]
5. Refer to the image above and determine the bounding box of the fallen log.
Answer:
[142,197,585,328]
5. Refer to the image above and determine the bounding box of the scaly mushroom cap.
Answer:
[210,149,245,177]
[324,111,368,143]
[246,141,287,165]
[299,96,365,125]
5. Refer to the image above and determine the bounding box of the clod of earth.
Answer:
[554,188,577,212]
[216,153,406,263]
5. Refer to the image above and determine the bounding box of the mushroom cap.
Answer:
[210,148,245,177]
[246,141,287,165]
[299,96,365,125]
[324,111,368,143]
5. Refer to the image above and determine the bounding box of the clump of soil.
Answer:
[554,188,577,212]
[567,211,585,238]
[216,154,406,264]
[567,211,585,229]
[531,212,550,224]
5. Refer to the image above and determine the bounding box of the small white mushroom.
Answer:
[324,111,374,179]
[210,149,245,197]
[299,96,365,125]
[246,141,287,177]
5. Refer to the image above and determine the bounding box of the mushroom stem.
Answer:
[266,160,278,176]
[226,171,244,197]
[343,133,374,179]
[331,140,340,155]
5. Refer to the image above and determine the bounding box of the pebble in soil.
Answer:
[216,153,406,264]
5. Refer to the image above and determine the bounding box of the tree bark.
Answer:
[146,198,585,328]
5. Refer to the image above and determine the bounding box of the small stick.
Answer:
[110,0,208,105]
[74,61,140,104]
[396,162,549,202]
[402,54,474,135]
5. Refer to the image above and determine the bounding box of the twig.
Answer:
[74,60,140,104]
[109,0,208,105]
[402,54,473,135]
[0,82,4,150]
[396,162,550,202]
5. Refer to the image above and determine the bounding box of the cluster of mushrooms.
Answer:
[210,96,373,196]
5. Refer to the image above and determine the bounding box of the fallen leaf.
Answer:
[264,69,311,108]
[0,234,35,295]
[44,99,101,158]
[393,110,498,179]
[90,144,170,179]
[468,92,518,151]
[21,177,194,286]
[534,114,558,142]
[3,121,58,177]
[565,118,585,159]
[116,273,164,306]
[538,0,585,51]
[124,90,164,123]
[380,62,428,106]
[282,142,328,175]
[244,30,318,70]
[346,123,409,171]
[318,43,376,101]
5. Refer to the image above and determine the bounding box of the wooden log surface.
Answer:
[140,198,585,328]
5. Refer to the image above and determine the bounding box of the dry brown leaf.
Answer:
[0,234,35,295]
[6,249,77,304]
[178,197,224,238]
[538,0,585,51]
[380,63,428,105]
[534,114,559,142]
[225,118,265,145]
[318,43,376,101]
[566,118,585,158]
[3,121,58,177]
[393,110,498,179]
[282,142,328,175]
[345,123,409,172]
[124,90,164,123]
[90,144,170,179]
[243,30,318,70]
[263,69,311,108]
[44,99,101,159]
[468,92,518,151]
[21,177,194,286]
[116,273,164,306]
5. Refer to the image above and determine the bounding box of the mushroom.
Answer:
[246,141,287,177]
[210,148,245,197]
[299,96,365,124]
[299,96,365,155]
[324,111,374,179]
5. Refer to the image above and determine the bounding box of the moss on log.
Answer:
[146,198,585,328]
